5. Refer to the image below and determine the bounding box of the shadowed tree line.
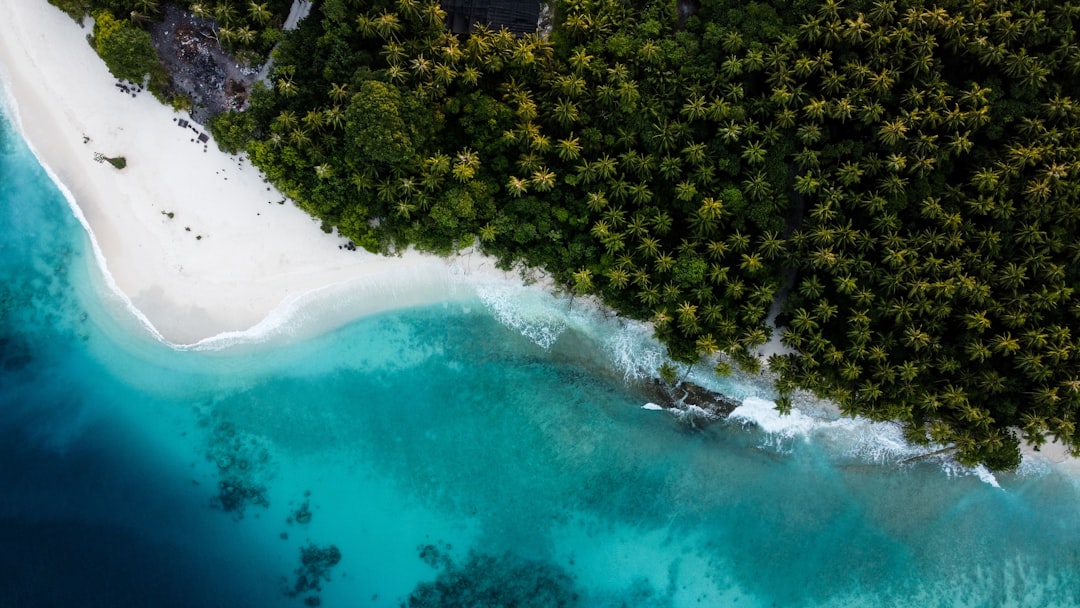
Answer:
[55,0,1080,469]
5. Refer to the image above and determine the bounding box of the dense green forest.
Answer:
[53,0,1080,469]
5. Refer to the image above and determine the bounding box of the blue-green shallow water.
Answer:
[2,102,1079,608]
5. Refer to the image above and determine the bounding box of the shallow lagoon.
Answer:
[2,103,1079,608]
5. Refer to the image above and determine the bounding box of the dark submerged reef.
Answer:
[287,543,343,605]
[405,549,580,608]
[205,419,272,515]
[288,493,314,525]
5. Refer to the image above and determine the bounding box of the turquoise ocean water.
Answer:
[1,98,1079,608]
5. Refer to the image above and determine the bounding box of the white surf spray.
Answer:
[465,274,1026,484]
[730,396,1006,487]
[475,282,567,350]
[728,396,821,452]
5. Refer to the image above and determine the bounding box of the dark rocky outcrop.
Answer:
[640,378,741,429]
[148,5,261,123]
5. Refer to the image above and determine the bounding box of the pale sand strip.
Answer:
[0,2,514,345]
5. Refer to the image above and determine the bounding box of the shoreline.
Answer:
[2,2,1077,475]
[0,2,520,346]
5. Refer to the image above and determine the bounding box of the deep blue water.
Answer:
[2,98,1079,608]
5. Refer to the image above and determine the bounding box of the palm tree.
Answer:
[569,46,593,72]
[618,183,644,205]
[410,54,433,77]
[674,181,698,203]
[528,132,551,153]
[677,301,700,333]
[506,176,529,197]
[276,67,298,97]
[323,106,345,131]
[572,267,594,296]
[288,127,311,149]
[624,213,649,239]
[562,13,592,40]
[758,232,786,260]
[638,285,661,307]
[374,12,403,40]
[328,82,350,103]
[556,135,583,162]
[659,155,682,181]
[652,210,674,236]
[682,142,708,166]
[190,3,212,19]
[652,120,681,152]
[593,155,618,181]
[248,1,272,25]
[479,223,498,243]
[638,41,662,65]
[214,2,238,25]
[584,191,608,213]
[553,99,580,127]
[617,81,640,110]
[741,140,767,165]
[273,110,298,133]
[453,148,480,182]
[637,236,661,258]
[742,171,772,201]
[460,66,481,86]
[531,168,556,192]
[681,95,708,121]
[134,0,160,16]
[433,63,457,86]
[302,110,325,132]
[217,25,237,45]
[721,56,745,79]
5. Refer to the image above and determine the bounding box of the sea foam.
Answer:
[475,282,567,350]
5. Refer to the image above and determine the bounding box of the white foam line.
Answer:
[0,75,170,345]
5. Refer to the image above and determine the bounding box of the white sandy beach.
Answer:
[0,1,515,345]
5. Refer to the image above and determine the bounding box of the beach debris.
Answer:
[114,80,142,97]
[93,153,127,170]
